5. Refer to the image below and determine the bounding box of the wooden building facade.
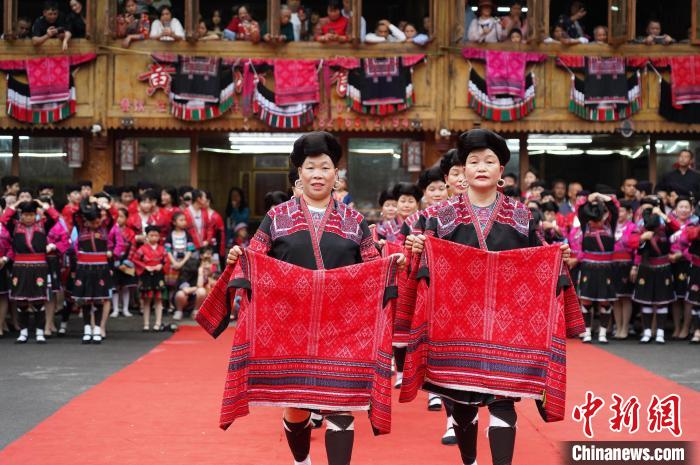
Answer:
[2,0,700,216]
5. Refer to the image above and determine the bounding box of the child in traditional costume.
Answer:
[612,200,637,339]
[109,207,137,317]
[408,129,573,465]
[374,188,400,243]
[631,196,679,344]
[134,225,167,331]
[669,196,696,339]
[2,200,60,343]
[69,197,114,344]
[0,198,11,338]
[44,196,71,336]
[576,192,619,343]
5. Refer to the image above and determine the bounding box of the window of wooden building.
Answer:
[4,0,94,39]
[456,0,533,43]
[635,0,690,44]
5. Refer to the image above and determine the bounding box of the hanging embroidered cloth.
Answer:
[462,48,546,99]
[273,59,320,106]
[557,56,641,122]
[151,54,235,122]
[254,82,317,129]
[399,237,585,423]
[196,250,399,434]
[344,55,424,115]
[467,69,536,122]
[658,78,700,123]
[0,53,96,124]
[658,56,700,107]
[568,72,641,122]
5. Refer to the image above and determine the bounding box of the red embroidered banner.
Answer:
[197,250,399,434]
[399,237,584,422]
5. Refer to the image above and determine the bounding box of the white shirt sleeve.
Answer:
[388,23,406,42]
[364,32,385,43]
[149,19,163,38]
[170,18,185,39]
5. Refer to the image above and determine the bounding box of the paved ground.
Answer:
[0,315,177,449]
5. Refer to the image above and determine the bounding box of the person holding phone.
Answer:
[31,0,72,50]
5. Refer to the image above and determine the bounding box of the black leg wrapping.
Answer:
[641,312,653,330]
[393,347,406,372]
[452,403,479,465]
[35,306,46,330]
[82,305,92,325]
[325,414,355,465]
[444,398,454,418]
[61,300,72,323]
[599,305,612,328]
[283,416,312,463]
[488,400,517,465]
[17,306,30,330]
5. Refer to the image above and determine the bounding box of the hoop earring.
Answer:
[497,178,506,188]
[333,179,341,190]
[294,179,303,191]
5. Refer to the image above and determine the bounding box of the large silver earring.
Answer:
[294,179,303,191]
[497,178,506,188]
[333,179,341,190]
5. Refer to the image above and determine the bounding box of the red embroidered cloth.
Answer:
[399,237,584,422]
[196,250,399,434]
[381,241,414,347]
[462,48,546,99]
[274,59,320,106]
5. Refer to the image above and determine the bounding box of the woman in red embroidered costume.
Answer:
[1,200,59,343]
[410,129,571,465]
[612,200,638,339]
[225,131,405,465]
[69,196,115,344]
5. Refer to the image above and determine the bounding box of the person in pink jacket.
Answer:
[45,196,71,337]
[612,200,638,339]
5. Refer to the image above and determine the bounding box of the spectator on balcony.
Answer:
[3,17,31,39]
[593,25,607,44]
[544,23,589,44]
[224,5,261,42]
[261,5,295,43]
[467,0,502,44]
[196,20,221,41]
[316,0,349,43]
[365,19,406,43]
[500,1,528,40]
[31,1,72,50]
[119,0,151,47]
[508,27,523,43]
[558,1,587,39]
[210,9,225,38]
[404,22,430,46]
[286,0,309,41]
[423,15,432,39]
[68,0,86,39]
[341,0,365,42]
[149,6,184,41]
[635,19,675,45]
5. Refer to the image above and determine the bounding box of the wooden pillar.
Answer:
[351,0,362,42]
[190,133,199,188]
[10,134,19,176]
[268,0,280,38]
[78,134,113,190]
[649,134,657,186]
[518,134,528,193]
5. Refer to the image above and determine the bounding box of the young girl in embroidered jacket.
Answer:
[612,200,637,339]
[165,212,195,321]
[134,225,168,332]
[576,192,620,343]
[669,197,695,340]
[0,198,12,338]
[109,208,137,318]
[374,188,400,243]
[225,131,406,465]
[44,196,71,337]
[70,197,115,344]
[631,196,680,344]
[409,129,571,465]
[2,199,59,343]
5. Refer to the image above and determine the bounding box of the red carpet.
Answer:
[1,326,698,465]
